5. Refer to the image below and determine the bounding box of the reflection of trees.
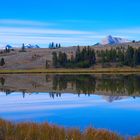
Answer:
[52,74,140,95]
[22,91,26,98]
[52,75,96,93]
[49,92,61,98]
[75,75,96,94]
[3,89,14,95]
[125,75,140,95]
[1,74,140,96]
[96,75,126,94]
[0,77,5,86]
[96,75,140,95]
[45,75,49,82]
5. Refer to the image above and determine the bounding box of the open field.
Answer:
[0,47,77,70]
[0,68,140,74]
[0,119,138,140]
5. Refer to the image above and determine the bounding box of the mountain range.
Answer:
[5,44,40,49]
[4,35,132,49]
[24,44,40,49]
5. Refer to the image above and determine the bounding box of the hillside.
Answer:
[0,47,77,69]
[0,41,140,70]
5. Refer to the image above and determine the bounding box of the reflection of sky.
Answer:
[0,93,140,136]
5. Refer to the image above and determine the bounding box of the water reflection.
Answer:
[0,74,140,136]
[0,77,5,86]
[0,93,140,136]
[0,74,140,96]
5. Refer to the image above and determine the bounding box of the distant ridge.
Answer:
[5,45,13,49]
[25,44,40,49]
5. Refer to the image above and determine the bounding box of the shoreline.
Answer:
[0,68,140,74]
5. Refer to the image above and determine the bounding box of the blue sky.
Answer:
[0,0,140,47]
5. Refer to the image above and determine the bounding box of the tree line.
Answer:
[0,58,5,66]
[97,46,140,67]
[51,74,140,95]
[49,42,61,49]
[52,46,140,68]
[52,46,96,68]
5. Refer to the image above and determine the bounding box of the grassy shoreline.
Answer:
[0,68,140,74]
[0,119,138,140]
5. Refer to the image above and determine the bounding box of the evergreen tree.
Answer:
[0,58,5,66]
[46,60,49,68]
[58,52,63,66]
[75,46,81,62]
[52,52,58,67]
[117,47,124,63]
[49,43,52,48]
[58,52,67,67]
[63,53,67,66]
[137,48,140,65]
[124,46,134,67]
[111,49,117,62]
[56,43,58,48]
[21,43,25,52]
[0,77,5,86]
[58,43,61,48]
[5,47,10,53]
[133,49,138,67]
[100,50,106,64]
[52,42,54,48]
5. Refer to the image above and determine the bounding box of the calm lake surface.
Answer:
[0,74,140,136]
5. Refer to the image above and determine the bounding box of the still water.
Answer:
[0,74,140,136]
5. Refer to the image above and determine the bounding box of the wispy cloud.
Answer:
[0,19,102,47]
[0,19,138,47]
[0,19,52,27]
[111,28,140,34]
[0,27,93,35]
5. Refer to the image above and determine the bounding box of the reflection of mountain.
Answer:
[102,96,128,103]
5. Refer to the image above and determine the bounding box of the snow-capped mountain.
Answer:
[5,44,13,49]
[25,44,40,49]
[101,35,130,45]
[93,42,101,46]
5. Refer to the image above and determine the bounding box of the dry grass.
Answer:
[0,119,125,140]
[133,137,140,140]
[1,68,140,74]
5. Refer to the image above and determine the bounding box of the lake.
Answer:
[0,74,140,136]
